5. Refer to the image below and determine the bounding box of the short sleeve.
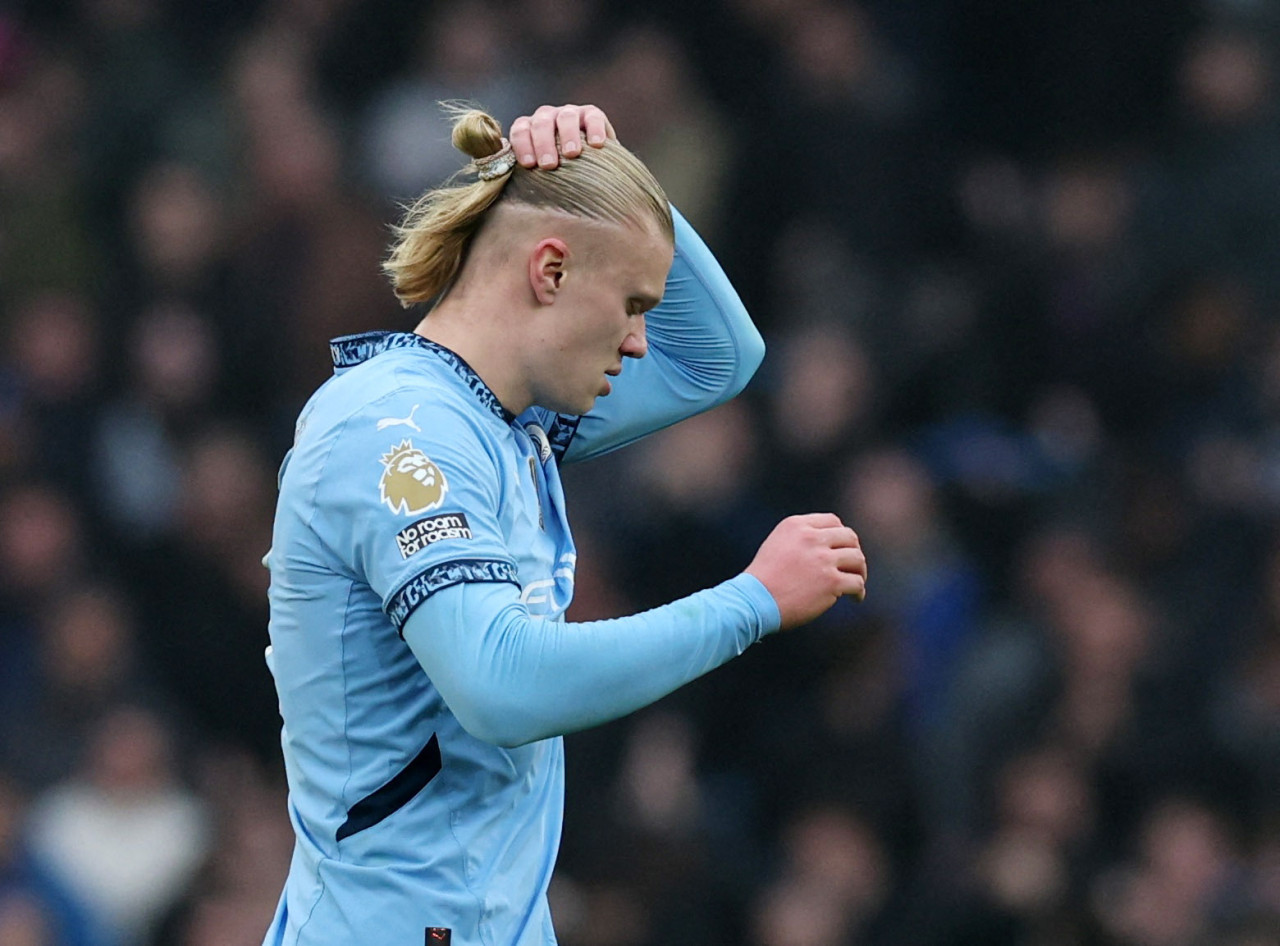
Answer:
[312,390,519,632]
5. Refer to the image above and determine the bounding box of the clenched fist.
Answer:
[745,513,867,630]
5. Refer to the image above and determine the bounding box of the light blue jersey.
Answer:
[262,210,777,946]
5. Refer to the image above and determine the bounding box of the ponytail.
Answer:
[383,108,515,306]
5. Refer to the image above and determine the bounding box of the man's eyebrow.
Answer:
[631,293,662,309]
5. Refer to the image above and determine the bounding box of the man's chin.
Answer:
[540,393,599,417]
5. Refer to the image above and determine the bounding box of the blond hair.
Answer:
[383,107,673,306]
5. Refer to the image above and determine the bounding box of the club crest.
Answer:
[525,423,553,464]
[379,440,448,515]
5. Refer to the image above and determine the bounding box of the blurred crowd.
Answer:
[1,0,1279,943]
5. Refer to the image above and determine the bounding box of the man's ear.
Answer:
[529,238,569,305]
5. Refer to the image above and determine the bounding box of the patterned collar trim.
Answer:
[329,331,514,424]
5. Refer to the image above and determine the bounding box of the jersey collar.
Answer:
[329,331,515,424]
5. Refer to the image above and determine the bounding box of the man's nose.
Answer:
[620,315,648,358]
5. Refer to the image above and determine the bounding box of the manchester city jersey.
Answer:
[262,207,772,946]
[263,332,580,946]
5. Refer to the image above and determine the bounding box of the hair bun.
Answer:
[450,108,505,161]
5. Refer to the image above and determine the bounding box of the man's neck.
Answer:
[413,291,533,416]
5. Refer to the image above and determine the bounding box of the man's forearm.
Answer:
[401,572,780,747]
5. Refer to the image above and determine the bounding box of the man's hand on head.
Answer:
[509,104,616,170]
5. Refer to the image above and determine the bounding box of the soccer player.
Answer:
[261,103,867,946]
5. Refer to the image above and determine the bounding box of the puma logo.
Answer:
[377,405,421,432]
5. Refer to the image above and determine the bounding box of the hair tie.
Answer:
[474,139,517,181]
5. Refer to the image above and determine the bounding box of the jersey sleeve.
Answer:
[313,391,519,633]
[541,206,766,465]
[402,572,781,747]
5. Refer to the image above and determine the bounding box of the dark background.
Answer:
[1,1,1279,944]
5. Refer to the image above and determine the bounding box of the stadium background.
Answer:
[2,0,1279,943]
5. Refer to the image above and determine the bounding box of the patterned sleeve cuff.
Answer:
[386,558,519,631]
